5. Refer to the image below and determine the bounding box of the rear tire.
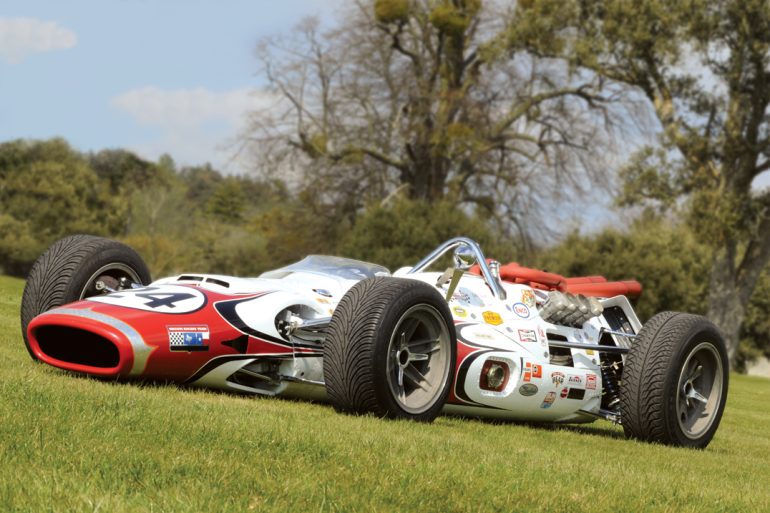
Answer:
[620,312,729,448]
[323,277,456,422]
[20,235,151,360]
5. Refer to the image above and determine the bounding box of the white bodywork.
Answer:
[149,252,642,424]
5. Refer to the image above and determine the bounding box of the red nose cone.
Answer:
[28,310,137,378]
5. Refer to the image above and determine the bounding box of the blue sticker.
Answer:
[168,325,210,351]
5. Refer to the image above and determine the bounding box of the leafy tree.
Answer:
[89,149,165,193]
[536,217,711,321]
[247,0,624,245]
[513,0,770,365]
[536,217,770,370]
[339,197,517,271]
[206,178,248,223]
[252,189,344,268]
[0,139,121,275]
[180,163,223,204]
[741,267,770,370]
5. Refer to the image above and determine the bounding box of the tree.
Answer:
[536,217,712,322]
[246,0,625,246]
[513,0,770,366]
[338,196,517,270]
[88,149,163,193]
[0,139,122,275]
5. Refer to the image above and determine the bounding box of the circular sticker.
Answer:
[519,383,538,396]
[512,302,530,318]
[87,285,207,314]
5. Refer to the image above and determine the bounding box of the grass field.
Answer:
[1,275,769,513]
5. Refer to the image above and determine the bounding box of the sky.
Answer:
[1,0,766,217]
[0,0,337,172]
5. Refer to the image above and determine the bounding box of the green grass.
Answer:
[1,275,769,513]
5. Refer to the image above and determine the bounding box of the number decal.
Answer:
[135,292,197,309]
[87,285,207,314]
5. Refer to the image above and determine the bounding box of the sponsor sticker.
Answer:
[551,371,565,386]
[451,291,471,303]
[168,325,210,351]
[586,373,597,390]
[518,329,537,343]
[519,383,538,396]
[523,362,542,382]
[512,303,530,318]
[540,391,556,409]
[452,306,467,318]
[560,387,569,399]
[483,311,503,325]
[521,289,536,308]
[567,375,583,387]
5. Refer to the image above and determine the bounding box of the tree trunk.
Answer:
[706,252,747,368]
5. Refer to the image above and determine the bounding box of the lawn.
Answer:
[1,274,768,513]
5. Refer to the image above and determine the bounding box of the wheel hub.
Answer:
[385,304,451,415]
[675,342,723,439]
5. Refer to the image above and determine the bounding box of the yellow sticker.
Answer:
[521,289,536,308]
[452,306,467,318]
[482,311,503,325]
[586,349,595,355]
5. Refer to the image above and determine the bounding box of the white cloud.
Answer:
[112,87,278,171]
[112,87,254,128]
[0,17,77,64]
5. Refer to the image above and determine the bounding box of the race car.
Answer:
[20,235,729,448]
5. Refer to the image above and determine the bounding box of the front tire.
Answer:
[323,277,456,422]
[20,235,151,360]
[620,312,729,448]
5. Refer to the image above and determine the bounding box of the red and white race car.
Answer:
[21,235,729,448]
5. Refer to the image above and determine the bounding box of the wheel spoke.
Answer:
[399,387,406,402]
[404,366,430,392]
[687,388,708,405]
[400,317,420,344]
[409,352,429,362]
[397,366,404,387]
[686,362,703,384]
[407,337,438,349]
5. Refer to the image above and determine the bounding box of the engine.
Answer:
[538,290,603,327]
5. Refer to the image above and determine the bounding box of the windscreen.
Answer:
[260,255,390,281]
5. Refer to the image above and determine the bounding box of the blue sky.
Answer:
[1,0,336,171]
[2,0,766,200]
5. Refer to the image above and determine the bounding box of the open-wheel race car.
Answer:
[21,235,729,448]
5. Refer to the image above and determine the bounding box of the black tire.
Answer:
[323,277,456,422]
[620,311,729,448]
[20,235,151,360]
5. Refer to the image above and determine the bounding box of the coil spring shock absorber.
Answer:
[601,361,622,410]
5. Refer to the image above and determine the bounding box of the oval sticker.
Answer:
[512,302,530,318]
[519,383,538,396]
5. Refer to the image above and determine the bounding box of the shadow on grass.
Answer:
[49,366,626,441]
[442,412,626,440]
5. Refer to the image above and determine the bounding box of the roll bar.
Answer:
[407,237,507,300]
